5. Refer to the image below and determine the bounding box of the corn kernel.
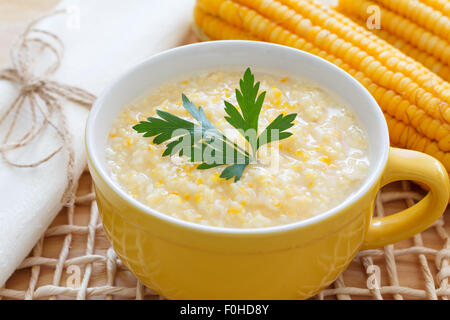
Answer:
[320,156,331,165]
[239,186,249,195]
[194,194,203,202]
[211,173,221,182]
[272,86,282,99]
[305,172,316,179]
[227,208,242,214]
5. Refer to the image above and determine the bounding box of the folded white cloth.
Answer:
[0,0,195,287]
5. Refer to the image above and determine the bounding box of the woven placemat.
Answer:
[0,169,448,300]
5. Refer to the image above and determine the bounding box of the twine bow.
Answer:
[0,10,96,204]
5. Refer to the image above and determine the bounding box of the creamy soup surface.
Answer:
[106,70,370,228]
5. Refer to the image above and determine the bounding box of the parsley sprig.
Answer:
[133,68,297,182]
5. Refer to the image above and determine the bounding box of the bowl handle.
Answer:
[361,147,449,250]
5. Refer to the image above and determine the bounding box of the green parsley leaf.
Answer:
[257,113,297,149]
[133,95,250,181]
[220,163,248,181]
[132,67,297,182]
[224,67,266,154]
[224,68,297,156]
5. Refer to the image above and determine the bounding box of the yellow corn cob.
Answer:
[339,0,450,67]
[278,0,450,102]
[194,2,450,152]
[193,6,256,41]
[385,114,449,170]
[373,0,450,44]
[421,0,450,17]
[210,0,450,125]
[305,0,450,86]
[343,13,450,82]
[193,5,450,170]
[196,0,450,146]
[338,0,450,103]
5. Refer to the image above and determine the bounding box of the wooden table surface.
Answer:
[1,0,449,300]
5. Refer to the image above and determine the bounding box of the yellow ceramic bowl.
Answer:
[86,41,449,299]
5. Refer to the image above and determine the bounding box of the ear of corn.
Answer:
[372,0,450,44]
[249,0,450,119]
[284,0,450,100]
[193,0,450,172]
[342,13,450,82]
[305,0,450,84]
[421,0,450,17]
[339,0,450,67]
[193,6,256,41]
[215,0,450,123]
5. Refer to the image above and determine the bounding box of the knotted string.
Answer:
[0,10,96,205]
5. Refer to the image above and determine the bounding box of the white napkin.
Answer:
[0,0,195,287]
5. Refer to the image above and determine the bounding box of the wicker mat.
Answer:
[0,170,449,300]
